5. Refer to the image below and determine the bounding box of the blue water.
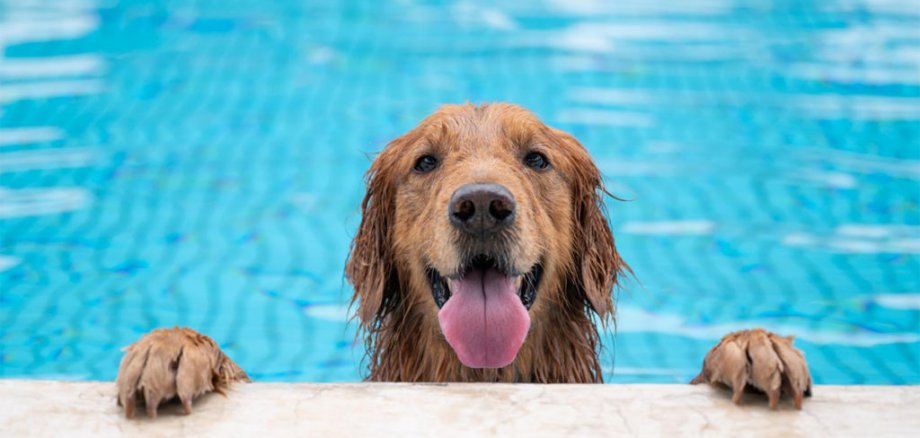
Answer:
[1,0,918,384]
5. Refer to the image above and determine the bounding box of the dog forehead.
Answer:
[423,104,543,153]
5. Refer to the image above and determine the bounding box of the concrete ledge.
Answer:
[1,380,918,437]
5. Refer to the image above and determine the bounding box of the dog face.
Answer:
[347,103,625,375]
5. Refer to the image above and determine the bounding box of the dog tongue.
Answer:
[438,268,530,369]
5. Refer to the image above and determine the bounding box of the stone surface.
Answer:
[1,380,918,437]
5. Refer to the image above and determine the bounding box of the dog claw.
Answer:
[115,327,249,419]
[146,401,158,419]
[691,329,812,409]
[124,400,134,419]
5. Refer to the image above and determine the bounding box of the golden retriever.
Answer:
[115,103,811,418]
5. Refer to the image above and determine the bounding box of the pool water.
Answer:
[1,0,918,384]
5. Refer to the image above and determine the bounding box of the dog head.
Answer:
[346,103,626,373]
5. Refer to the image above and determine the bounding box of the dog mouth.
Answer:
[427,255,543,369]
[426,255,543,310]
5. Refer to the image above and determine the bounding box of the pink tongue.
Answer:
[438,268,530,369]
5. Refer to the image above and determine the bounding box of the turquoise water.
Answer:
[1,0,918,384]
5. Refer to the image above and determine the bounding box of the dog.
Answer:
[115,103,812,418]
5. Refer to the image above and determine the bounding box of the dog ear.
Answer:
[345,135,410,326]
[551,129,628,318]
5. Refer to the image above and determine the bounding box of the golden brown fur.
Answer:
[114,103,813,418]
[345,103,628,383]
[115,328,249,418]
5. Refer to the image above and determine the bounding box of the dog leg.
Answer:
[690,329,812,409]
[115,327,249,418]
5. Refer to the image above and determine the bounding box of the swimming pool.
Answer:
[1,0,918,384]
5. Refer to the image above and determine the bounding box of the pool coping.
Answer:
[1,380,918,437]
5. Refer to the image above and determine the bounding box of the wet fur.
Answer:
[115,103,813,417]
[345,103,629,382]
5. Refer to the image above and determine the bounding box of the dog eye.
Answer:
[524,152,550,170]
[413,155,439,173]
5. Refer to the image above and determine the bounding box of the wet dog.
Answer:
[115,103,811,418]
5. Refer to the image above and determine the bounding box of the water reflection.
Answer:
[0,0,917,384]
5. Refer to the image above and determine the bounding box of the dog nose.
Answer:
[449,183,516,236]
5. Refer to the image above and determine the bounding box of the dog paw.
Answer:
[690,328,812,409]
[115,327,249,418]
